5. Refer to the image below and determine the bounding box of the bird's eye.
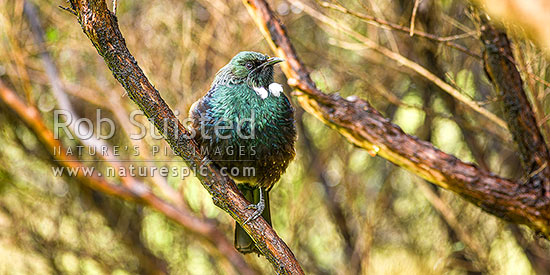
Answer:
[245,62,254,70]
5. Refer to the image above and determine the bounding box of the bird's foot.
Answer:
[243,188,264,225]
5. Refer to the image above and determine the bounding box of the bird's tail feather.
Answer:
[234,186,271,254]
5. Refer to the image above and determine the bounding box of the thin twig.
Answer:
[413,178,487,263]
[512,44,550,142]
[319,1,482,58]
[365,0,400,53]
[0,79,257,274]
[410,0,421,37]
[0,79,134,199]
[528,72,550,89]
[301,0,509,131]
[297,108,360,273]
[244,0,550,238]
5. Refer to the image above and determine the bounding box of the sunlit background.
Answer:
[0,0,549,274]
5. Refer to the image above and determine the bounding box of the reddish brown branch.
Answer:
[0,79,134,200]
[480,22,550,197]
[243,0,550,237]
[0,79,257,274]
[63,0,303,273]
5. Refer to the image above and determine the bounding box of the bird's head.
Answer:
[213,51,284,91]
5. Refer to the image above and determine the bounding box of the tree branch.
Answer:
[0,79,134,199]
[318,1,482,59]
[474,0,550,56]
[294,0,509,132]
[0,78,257,274]
[480,20,550,197]
[63,0,303,273]
[243,0,550,237]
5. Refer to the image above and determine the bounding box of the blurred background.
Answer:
[0,0,549,274]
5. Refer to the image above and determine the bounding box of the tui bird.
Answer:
[189,51,296,254]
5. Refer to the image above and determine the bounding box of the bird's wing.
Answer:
[189,84,218,120]
[188,86,218,142]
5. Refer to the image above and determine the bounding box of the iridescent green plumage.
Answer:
[190,51,296,254]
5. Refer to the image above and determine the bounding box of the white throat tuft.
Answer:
[253,86,269,99]
[268,83,283,97]
[253,83,283,99]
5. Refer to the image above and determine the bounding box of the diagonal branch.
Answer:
[63,0,303,273]
[24,0,185,208]
[243,0,550,237]
[0,79,134,200]
[22,2,255,271]
[480,21,550,197]
[0,78,257,275]
[296,0,508,132]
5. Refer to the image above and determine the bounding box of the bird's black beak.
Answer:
[263,57,284,66]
